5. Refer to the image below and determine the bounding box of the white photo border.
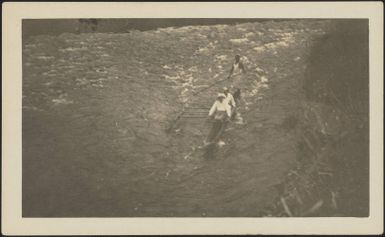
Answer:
[2,2,383,235]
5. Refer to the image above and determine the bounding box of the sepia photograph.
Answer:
[2,2,383,235]
[22,18,370,218]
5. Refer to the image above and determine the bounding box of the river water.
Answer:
[22,20,331,216]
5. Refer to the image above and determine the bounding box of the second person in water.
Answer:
[223,87,236,119]
[227,54,246,109]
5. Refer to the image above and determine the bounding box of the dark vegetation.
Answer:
[259,19,369,217]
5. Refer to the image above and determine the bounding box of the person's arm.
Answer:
[227,64,234,79]
[208,101,217,117]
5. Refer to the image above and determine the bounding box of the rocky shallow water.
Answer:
[23,20,347,217]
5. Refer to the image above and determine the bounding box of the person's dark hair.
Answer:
[235,55,241,61]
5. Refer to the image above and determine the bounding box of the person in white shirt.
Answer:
[206,93,231,145]
[208,93,232,119]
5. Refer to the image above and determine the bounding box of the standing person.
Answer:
[227,55,246,80]
[205,93,231,144]
[231,88,245,123]
[223,87,236,108]
[233,88,241,105]
[223,87,236,118]
[227,54,246,99]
